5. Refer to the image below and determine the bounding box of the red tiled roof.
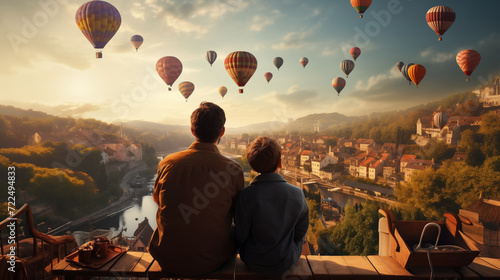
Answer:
[401,154,417,162]
[301,150,313,155]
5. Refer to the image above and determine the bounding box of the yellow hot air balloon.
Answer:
[408,64,426,88]
[224,51,258,94]
[178,81,194,102]
[218,86,228,98]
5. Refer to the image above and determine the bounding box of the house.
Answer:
[400,154,417,173]
[130,217,154,252]
[383,158,400,179]
[300,150,314,167]
[284,147,301,168]
[311,154,337,177]
[359,139,375,152]
[368,160,383,180]
[451,151,467,162]
[237,141,247,150]
[404,159,434,182]
[473,76,500,108]
[358,157,375,178]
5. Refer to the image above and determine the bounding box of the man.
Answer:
[148,102,245,276]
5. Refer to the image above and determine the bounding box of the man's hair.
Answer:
[246,136,281,173]
[190,102,226,143]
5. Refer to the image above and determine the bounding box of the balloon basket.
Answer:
[360,15,363,18]
[239,89,243,94]
[168,88,172,91]
[96,52,102,59]
[438,37,442,41]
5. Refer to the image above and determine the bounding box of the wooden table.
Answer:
[53,252,500,280]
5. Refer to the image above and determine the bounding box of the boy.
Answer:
[235,136,309,278]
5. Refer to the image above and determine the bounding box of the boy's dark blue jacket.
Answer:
[234,173,309,277]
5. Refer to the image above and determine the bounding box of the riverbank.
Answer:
[50,163,150,235]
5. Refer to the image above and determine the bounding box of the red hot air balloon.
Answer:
[426,6,455,41]
[75,0,121,58]
[300,57,309,68]
[156,56,183,91]
[351,0,372,18]
[456,49,481,81]
[408,64,426,88]
[332,77,346,96]
[131,35,143,52]
[225,51,258,94]
[178,81,194,102]
[264,72,273,83]
[350,47,361,61]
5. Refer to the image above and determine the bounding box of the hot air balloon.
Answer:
[351,0,372,18]
[225,51,258,94]
[264,72,273,83]
[433,111,448,130]
[206,50,217,67]
[408,64,426,88]
[178,81,194,102]
[332,77,346,96]
[273,57,283,71]
[456,49,481,81]
[401,63,415,85]
[300,57,309,68]
[218,86,227,98]
[426,6,455,41]
[130,35,143,51]
[350,47,361,61]
[396,61,404,72]
[340,60,355,78]
[75,0,121,58]
[156,56,183,91]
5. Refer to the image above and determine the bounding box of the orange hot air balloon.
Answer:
[264,72,273,83]
[218,86,227,98]
[456,49,481,81]
[224,51,258,94]
[156,56,183,91]
[178,81,194,102]
[408,64,426,88]
[426,6,455,41]
[350,47,361,61]
[351,0,372,18]
[75,0,121,58]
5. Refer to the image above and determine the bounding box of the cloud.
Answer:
[355,67,401,91]
[131,2,146,20]
[272,32,308,50]
[262,85,319,110]
[420,47,454,63]
[250,15,274,31]
[321,46,338,56]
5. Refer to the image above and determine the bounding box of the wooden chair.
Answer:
[0,203,78,280]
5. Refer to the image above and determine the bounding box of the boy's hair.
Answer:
[246,136,281,173]
[190,102,226,143]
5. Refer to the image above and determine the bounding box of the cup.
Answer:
[93,237,110,259]
[79,246,93,264]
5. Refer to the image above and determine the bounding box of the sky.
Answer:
[1,0,500,129]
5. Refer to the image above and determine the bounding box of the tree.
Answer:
[466,146,486,167]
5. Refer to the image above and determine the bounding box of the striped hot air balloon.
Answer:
[340,60,355,78]
[131,35,143,51]
[178,82,194,102]
[426,6,456,41]
[351,0,372,18]
[350,47,361,61]
[156,56,183,91]
[206,50,217,66]
[218,86,227,98]
[433,111,448,130]
[401,63,415,85]
[456,50,481,81]
[264,72,273,83]
[408,64,426,88]
[300,57,309,68]
[273,57,283,71]
[224,51,258,94]
[332,77,346,96]
[75,0,121,58]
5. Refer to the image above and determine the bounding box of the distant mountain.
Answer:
[0,104,52,118]
[284,112,360,132]
[226,121,286,135]
[121,120,190,134]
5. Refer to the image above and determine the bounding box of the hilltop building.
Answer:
[473,76,500,108]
